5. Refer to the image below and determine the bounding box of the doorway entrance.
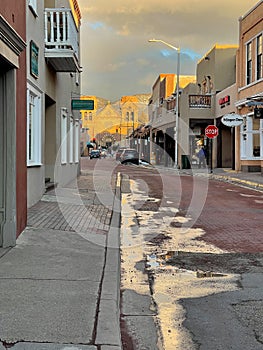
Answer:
[0,58,17,247]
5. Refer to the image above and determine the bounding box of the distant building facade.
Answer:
[80,94,150,152]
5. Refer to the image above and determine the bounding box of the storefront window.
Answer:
[240,114,262,159]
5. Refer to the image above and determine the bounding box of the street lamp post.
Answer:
[148,39,180,168]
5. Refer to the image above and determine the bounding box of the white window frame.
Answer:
[69,117,74,163]
[240,113,263,160]
[74,120,80,163]
[246,41,252,85]
[61,110,68,164]
[27,86,42,166]
[256,34,263,81]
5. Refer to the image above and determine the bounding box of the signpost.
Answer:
[205,125,219,139]
[205,125,219,173]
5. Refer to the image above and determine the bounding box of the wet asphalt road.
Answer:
[85,157,263,349]
[116,162,263,253]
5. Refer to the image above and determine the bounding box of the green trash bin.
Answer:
[181,155,191,169]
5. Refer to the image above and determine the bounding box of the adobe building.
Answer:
[0,1,27,246]
[148,74,196,166]
[27,0,82,207]
[179,44,238,169]
[235,0,263,172]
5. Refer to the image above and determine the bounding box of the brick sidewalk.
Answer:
[28,171,114,235]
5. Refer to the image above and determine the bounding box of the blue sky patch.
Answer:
[161,49,172,57]
[89,22,104,30]
[182,48,201,61]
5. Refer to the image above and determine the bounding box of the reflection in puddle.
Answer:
[121,180,239,350]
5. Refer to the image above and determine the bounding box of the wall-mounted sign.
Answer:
[219,95,230,108]
[71,99,94,110]
[30,40,39,78]
[221,114,243,127]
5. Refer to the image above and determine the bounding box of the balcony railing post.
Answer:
[67,11,71,44]
[56,11,60,46]
[44,11,48,43]
[62,11,66,43]
[50,11,54,43]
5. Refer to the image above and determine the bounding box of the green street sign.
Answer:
[71,99,94,110]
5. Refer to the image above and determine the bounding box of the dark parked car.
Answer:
[120,149,139,164]
[115,147,126,161]
[89,150,101,159]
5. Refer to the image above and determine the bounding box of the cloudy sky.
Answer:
[78,0,259,102]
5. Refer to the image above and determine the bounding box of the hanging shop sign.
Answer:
[221,114,243,127]
[71,99,94,110]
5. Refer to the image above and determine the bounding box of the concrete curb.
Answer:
[179,167,263,192]
[211,174,263,191]
[95,173,122,349]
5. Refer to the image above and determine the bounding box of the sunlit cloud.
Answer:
[78,0,259,101]
[136,58,150,66]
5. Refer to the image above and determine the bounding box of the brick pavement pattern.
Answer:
[119,165,263,254]
[28,171,114,235]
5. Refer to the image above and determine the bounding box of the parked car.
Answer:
[100,147,107,158]
[120,149,139,164]
[116,147,126,161]
[89,150,101,159]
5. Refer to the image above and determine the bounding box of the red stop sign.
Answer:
[205,125,219,139]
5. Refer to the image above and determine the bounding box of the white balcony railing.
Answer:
[44,8,79,70]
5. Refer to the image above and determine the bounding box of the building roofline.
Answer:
[238,0,262,22]
[197,44,238,64]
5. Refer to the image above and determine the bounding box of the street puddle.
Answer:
[121,179,240,350]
